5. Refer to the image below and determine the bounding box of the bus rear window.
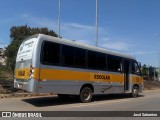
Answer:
[16,38,37,62]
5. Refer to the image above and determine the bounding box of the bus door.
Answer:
[123,59,130,91]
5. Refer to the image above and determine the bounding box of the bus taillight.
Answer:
[30,65,34,78]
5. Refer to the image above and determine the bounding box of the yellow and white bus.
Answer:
[14,34,143,102]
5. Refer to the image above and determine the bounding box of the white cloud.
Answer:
[20,13,135,51]
[60,22,96,45]
[127,51,155,55]
[76,39,91,45]
[21,13,31,18]
[20,14,96,44]
[99,40,133,51]
[65,23,95,30]
[101,37,110,42]
[0,39,9,48]
[21,14,56,29]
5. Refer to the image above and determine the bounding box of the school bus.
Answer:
[14,34,143,103]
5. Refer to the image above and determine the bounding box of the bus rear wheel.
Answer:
[131,86,139,97]
[80,87,93,103]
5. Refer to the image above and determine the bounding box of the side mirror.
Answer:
[138,62,141,68]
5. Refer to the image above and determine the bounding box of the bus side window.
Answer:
[62,45,74,66]
[108,55,122,72]
[75,48,86,68]
[87,51,97,69]
[41,41,60,65]
[87,51,106,70]
[96,53,106,70]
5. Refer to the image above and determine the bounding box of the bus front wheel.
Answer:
[131,86,139,97]
[80,87,93,103]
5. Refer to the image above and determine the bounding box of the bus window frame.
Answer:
[107,55,123,73]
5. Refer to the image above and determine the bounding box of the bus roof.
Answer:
[26,34,135,60]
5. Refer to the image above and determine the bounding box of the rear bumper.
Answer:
[14,78,38,92]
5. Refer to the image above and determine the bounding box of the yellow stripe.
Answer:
[39,68,124,83]
[15,68,143,84]
[132,76,144,84]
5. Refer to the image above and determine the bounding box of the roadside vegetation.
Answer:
[144,81,160,90]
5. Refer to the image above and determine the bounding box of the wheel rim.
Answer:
[133,87,138,96]
[83,89,91,101]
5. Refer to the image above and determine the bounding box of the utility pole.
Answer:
[154,34,160,81]
[58,0,61,38]
[148,65,150,81]
[158,48,160,81]
[154,67,156,81]
[96,0,98,47]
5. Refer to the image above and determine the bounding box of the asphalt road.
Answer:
[0,90,160,119]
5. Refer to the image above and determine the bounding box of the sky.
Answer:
[0,0,160,67]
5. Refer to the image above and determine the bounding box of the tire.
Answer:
[80,87,93,103]
[131,86,139,97]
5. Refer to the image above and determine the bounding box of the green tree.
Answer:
[142,64,158,80]
[5,25,58,71]
[142,64,148,76]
